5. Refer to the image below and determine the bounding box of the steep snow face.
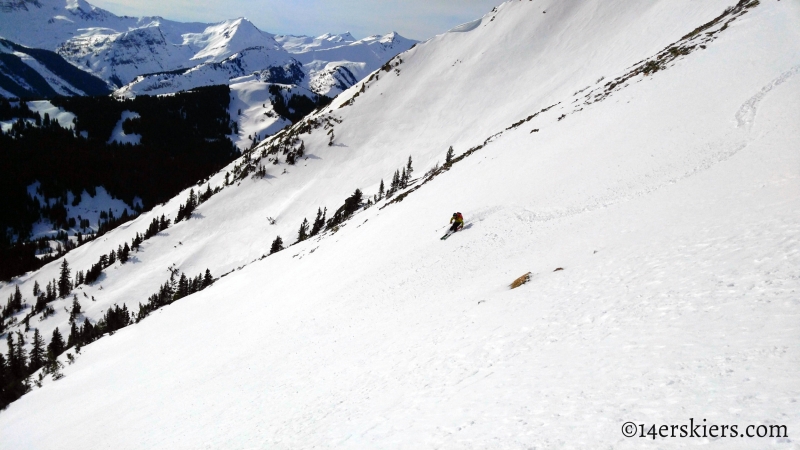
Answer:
[286,31,417,96]
[186,18,281,62]
[115,30,416,98]
[274,32,358,53]
[57,25,198,86]
[227,79,292,149]
[1,0,799,448]
[0,37,111,97]
[0,0,132,50]
[114,46,300,97]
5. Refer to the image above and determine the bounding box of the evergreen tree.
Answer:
[188,189,197,211]
[202,269,214,288]
[119,243,130,263]
[297,218,309,243]
[32,280,40,297]
[69,296,81,323]
[34,293,47,314]
[406,156,413,180]
[270,236,284,254]
[14,332,28,378]
[0,353,7,395]
[58,259,71,298]
[67,320,80,349]
[48,328,66,359]
[108,249,116,266]
[29,329,45,372]
[378,179,385,200]
[176,274,189,299]
[445,146,454,165]
[326,189,364,229]
[6,334,16,377]
[80,318,95,344]
[311,207,326,236]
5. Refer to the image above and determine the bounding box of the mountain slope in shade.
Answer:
[0,37,111,97]
[0,0,798,448]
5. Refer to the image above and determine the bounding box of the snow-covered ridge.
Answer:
[1,0,416,98]
[1,0,798,447]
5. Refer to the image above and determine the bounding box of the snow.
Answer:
[107,110,141,145]
[228,79,292,149]
[10,52,88,96]
[186,18,280,62]
[26,182,139,241]
[1,0,799,448]
[0,100,76,132]
[26,100,76,129]
[449,19,482,33]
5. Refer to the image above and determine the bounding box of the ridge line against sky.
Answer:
[89,0,506,41]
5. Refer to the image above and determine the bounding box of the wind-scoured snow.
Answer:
[0,0,798,448]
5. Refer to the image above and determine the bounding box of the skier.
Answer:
[449,212,464,233]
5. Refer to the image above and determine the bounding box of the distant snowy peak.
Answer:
[116,46,301,97]
[1,0,416,98]
[186,18,281,62]
[0,0,127,49]
[277,31,415,57]
[57,25,196,87]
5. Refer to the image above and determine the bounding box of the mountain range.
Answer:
[0,0,416,98]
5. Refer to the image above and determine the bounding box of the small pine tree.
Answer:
[32,280,40,297]
[310,207,326,236]
[297,218,310,243]
[30,329,45,372]
[13,285,22,310]
[120,243,130,263]
[270,236,284,254]
[58,259,71,298]
[66,320,80,349]
[108,249,116,266]
[378,179,385,200]
[176,274,189,299]
[202,269,214,288]
[69,296,81,323]
[406,156,413,180]
[445,146,454,165]
[48,328,66,359]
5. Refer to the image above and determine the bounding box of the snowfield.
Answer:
[1,0,799,448]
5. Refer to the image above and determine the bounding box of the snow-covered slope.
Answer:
[276,31,417,96]
[0,37,111,97]
[1,0,799,448]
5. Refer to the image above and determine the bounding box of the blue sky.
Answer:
[90,0,504,41]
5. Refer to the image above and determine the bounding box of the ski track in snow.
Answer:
[735,65,800,129]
